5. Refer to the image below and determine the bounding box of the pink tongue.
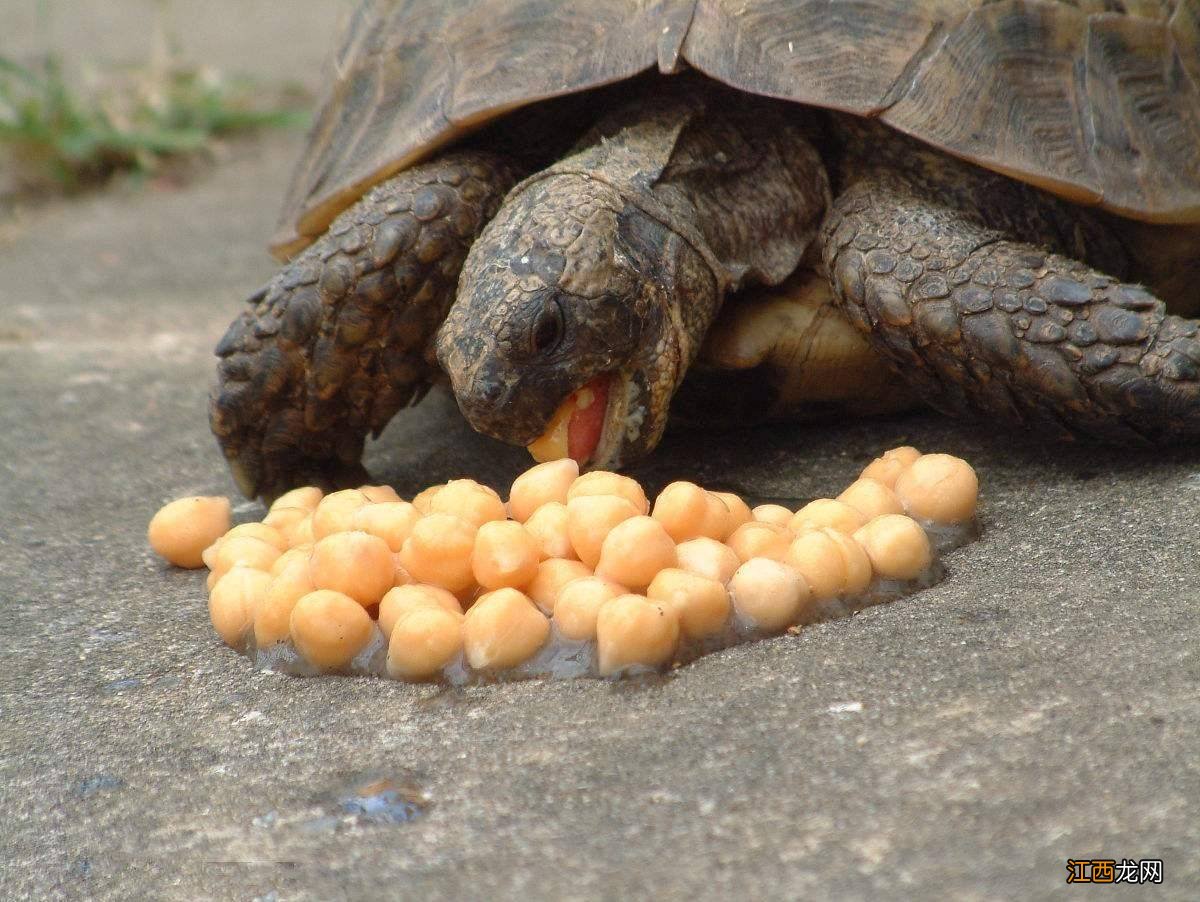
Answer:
[567,375,610,464]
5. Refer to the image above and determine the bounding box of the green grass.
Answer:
[0,51,309,191]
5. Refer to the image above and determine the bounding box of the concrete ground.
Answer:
[2,4,1199,900]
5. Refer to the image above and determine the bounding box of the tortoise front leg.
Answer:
[820,156,1200,443]
[210,151,521,500]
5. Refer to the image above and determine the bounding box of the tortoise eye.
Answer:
[531,300,564,354]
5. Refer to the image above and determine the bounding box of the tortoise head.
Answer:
[436,174,708,469]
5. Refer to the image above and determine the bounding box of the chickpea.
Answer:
[523,502,576,560]
[411,483,444,515]
[352,501,421,552]
[853,514,933,580]
[893,453,979,524]
[567,470,649,514]
[752,504,794,528]
[526,558,592,614]
[254,557,315,647]
[508,458,579,522]
[821,528,873,595]
[311,489,369,540]
[269,486,323,512]
[262,506,311,544]
[387,606,464,680]
[674,537,741,585]
[471,520,541,590]
[710,491,752,540]
[646,568,730,640]
[398,513,478,594]
[309,531,395,607]
[379,584,464,641]
[289,590,376,670]
[463,588,550,670]
[359,484,402,504]
[429,478,506,529]
[270,545,312,577]
[209,566,272,648]
[222,522,289,552]
[289,515,316,548]
[566,494,640,568]
[651,481,725,542]
[596,594,680,676]
[726,522,792,563]
[595,516,677,592]
[728,559,809,632]
[212,535,282,580]
[860,445,921,489]
[392,553,412,587]
[553,576,621,641]
[837,478,904,521]
[148,496,231,568]
[789,498,867,535]
[785,530,847,599]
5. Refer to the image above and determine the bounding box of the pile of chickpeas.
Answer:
[148,447,979,682]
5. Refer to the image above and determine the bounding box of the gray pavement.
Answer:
[2,5,1199,901]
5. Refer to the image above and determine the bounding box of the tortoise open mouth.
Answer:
[527,371,646,469]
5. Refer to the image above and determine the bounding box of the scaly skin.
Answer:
[821,128,1200,442]
[210,152,521,499]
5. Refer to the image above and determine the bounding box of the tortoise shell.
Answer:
[272,0,1200,258]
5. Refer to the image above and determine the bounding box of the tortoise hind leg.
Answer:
[210,151,521,500]
[820,157,1200,443]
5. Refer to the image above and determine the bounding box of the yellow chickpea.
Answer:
[209,566,272,648]
[674,537,741,584]
[254,557,315,647]
[860,445,922,488]
[311,489,369,540]
[526,558,593,614]
[352,501,421,552]
[378,584,464,639]
[359,484,402,503]
[289,515,316,548]
[785,530,847,600]
[387,606,465,680]
[222,522,289,552]
[523,502,576,560]
[508,458,580,523]
[392,553,412,587]
[471,520,541,590]
[821,528,874,595]
[398,513,478,593]
[463,588,550,670]
[853,514,933,580]
[726,521,792,563]
[751,504,794,528]
[262,506,311,544]
[212,535,282,579]
[727,559,810,631]
[553,576,621,641]
[270,485,324,512]
[567,470,649,514]
[566,494,640,569]
[411,483,444,514]
[710,491,752,540]
[790,498,867,535]
[837,478,904,521]
[596,594,680,676]
[893,453,979,524]
[309,530,395,607]
[595,516,677,592]
[289,590,376,670]
[148,496,231,568]
[270,545,311,577]
[646,568,730,640]
[651,481,724,542]
[429,478,507,529]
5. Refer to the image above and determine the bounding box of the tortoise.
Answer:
[211,0,1200,500]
